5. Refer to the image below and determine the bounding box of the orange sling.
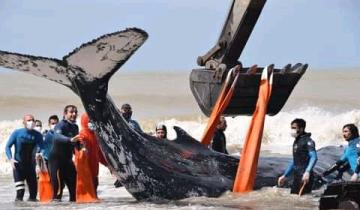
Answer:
[37,158,53,203]
[233,66,273,193]
[201,65,241,145]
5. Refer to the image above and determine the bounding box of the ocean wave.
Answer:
[151,106,360,155]
[1,106,360,175]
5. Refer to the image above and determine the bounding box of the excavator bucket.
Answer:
[189,64,307,116]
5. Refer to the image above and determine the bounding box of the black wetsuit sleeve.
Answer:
[53,122,71,142]
[306,139,316,152]
[323,160,347,177]
[53,132,71,142]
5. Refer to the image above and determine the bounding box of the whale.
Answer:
[0,28,346,201]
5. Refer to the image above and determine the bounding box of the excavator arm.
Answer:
[197,0,266,70]
[190,0,307,116]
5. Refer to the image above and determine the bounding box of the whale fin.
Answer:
[64,28,148,81]
[173,126,205,148]
[0,51,73,88]
[0,28,148,89]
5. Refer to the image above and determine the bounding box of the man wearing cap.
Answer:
[155,124,167,140]
[120,103,143,133]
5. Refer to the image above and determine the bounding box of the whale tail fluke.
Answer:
[0,28,148,93]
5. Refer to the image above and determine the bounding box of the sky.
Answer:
[0,0,359,72]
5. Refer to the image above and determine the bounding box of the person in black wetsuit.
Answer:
[155,124,167,140]
[48,105,82,201]
[120,103,143,133]
[278,118,318,195]
[5,114,43,201]
[211,116,228,154]
[322,124,360,181]
[42,115,59,166]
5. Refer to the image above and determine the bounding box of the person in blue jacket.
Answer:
[278,118,318,195]
[322,123,360,181]
[5,114,44,201]
[41,115,59,164]
[48,105,82,202]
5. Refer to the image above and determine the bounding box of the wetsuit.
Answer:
[211,129,228,154]
[283,133,317,194]
[339,138,360,173]
[128,119,143,133]
[325,137,360,178]
[42,129,55,161]
[5,128,43,201]
[48,119,78,201]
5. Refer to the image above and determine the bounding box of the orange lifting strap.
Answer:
[233,66,273,193]
[200,65,241,145]
[37,158,53,203]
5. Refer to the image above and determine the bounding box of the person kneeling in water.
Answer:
[278,118,318,195]
[322,124,360,181]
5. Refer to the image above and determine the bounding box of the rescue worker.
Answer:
[48,105,82,201]
[42,115,59,165]
[211,116,228,154]
[76,113,108,198]
[5,114,44,201]
[322,123,360,181]
[278,118,317,195]
[155,124,167,140]
[120,103,143,133]
[34,120,43,133]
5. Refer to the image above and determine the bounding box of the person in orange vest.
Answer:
[76,113,108,199]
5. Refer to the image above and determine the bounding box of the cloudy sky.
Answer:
[1,0,359,72]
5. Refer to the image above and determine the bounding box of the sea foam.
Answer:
[1,106,360,175]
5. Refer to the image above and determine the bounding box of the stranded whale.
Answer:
[0,28,345,200]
